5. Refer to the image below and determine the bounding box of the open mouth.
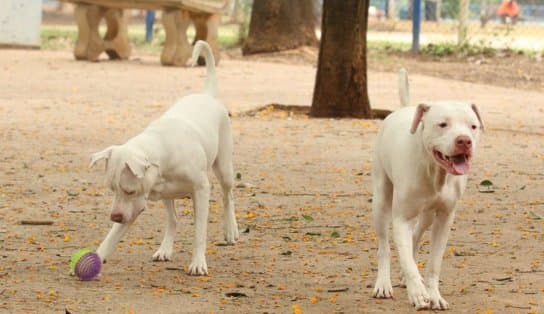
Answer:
[433,149,471,175]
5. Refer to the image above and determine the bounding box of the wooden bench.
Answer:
[59,0,232,65]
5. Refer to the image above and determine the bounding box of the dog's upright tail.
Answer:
[398,68,410,107]
[191,40,217,97]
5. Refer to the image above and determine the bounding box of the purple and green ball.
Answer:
[70,249,102,281]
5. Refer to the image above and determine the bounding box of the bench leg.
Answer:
[73,4,90,60]
[73,4,104,61]
[190,12,208,66]
[103,9,131,60]
[190,12,221,66]
[86,5,105,61]
[161,9,191,66]
[73,4,130,62]
[206,13,221,65]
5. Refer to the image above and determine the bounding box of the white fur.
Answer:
[371,69,483,310]
[90,41,239,276]
[398,68,410,107]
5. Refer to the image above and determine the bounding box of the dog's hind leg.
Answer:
[188,178,211,276]
[152,199,177,261]
[412,210,435,268]
[372,168,394,299]
[400,210,434,287]
[392,197,430,309]
[213,121,239,244]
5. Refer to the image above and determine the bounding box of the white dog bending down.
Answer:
[371,69,483,309]
[89,40,239,275]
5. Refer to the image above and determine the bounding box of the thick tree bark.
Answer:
[386,0,396,20]
[425,0,441,21]
[242,0,317,55]
[311,0,372,118]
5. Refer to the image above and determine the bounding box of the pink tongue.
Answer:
[452,161,470,174]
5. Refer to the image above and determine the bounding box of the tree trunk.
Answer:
[425,0,441,21]
[310,0,372,118]
[386,0,396,20]
[458,0,469,45]
[228,0,241,23]
[480,0,490,27]
[242,0,317,55]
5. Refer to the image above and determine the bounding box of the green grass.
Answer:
[420,42,498,58]
[41,23,241,54]
[41,26,78,50]
[43,24,535,61]
[367,33,543,60]
[367,39,535,60]
[367,40,411,52]
[368,40,499,58]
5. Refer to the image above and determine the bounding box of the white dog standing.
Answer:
[371,69,484,309]
[89,41,239,275]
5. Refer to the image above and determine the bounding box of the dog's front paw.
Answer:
[95,248,107,263]
[400,270,424,288]
[223,220,239,244]
[407,280,430,310]
[188,256,208,276]
[152,246,173,261]
[427,286,449,310]
[373,276,394,299]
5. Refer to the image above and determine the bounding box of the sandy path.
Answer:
[0,50,543,313]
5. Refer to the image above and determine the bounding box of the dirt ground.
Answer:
[0,46,543,314]
[232,45,544,93]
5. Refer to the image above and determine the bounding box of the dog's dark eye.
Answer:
[438,122,448,128]
[471,124,477,130]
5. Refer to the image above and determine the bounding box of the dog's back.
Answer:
[150,40,230,150]
[373,69,416,182]
[373,106,417,184]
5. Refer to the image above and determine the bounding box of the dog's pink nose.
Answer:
[455,135,472,148]
[110,212,124,223]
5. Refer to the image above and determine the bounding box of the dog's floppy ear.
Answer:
[471,103,484,131]
[89,146,116,168]
[125,156,151,179]
[410,103,430,134]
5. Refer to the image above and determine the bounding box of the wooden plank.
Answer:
[181,0,231,13]
[59,0,231,14]
[0,44,40,50]
[60,0,178,10]
[20,220,54,225]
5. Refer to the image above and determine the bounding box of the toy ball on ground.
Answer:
[70,248,102,281]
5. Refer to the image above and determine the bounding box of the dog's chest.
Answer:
[149,180,193,200]
[425,177,466,210]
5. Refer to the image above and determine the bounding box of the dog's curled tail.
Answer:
[398,68,410,107]
[191,40,217,97]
